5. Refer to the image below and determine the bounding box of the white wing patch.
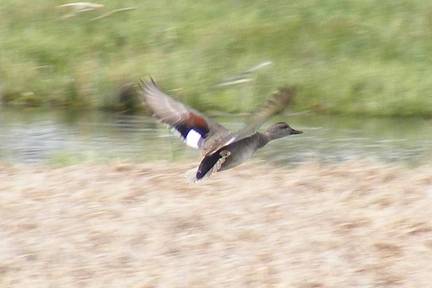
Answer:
[185,129,203,149]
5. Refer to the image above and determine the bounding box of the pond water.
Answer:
[0,108,431,165]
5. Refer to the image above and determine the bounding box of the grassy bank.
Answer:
[1,0,432,116]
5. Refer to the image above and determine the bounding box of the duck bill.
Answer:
[291,129,303,135]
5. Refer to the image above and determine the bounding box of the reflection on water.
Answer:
[0,108,431,165]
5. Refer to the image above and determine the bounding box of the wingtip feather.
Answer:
[138,76,158,91]
[150,76,157,85]
[138,79,146,90]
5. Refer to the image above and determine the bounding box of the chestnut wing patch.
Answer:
[140,79,214,150]
[173,112,210,149]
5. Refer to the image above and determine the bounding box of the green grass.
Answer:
[1,0,432,116]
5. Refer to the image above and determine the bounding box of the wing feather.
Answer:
[139,78,228,150]
[233,86,296,141]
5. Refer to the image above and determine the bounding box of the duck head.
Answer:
[265,122,302,140]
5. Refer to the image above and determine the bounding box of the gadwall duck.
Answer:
[140,78,302,181]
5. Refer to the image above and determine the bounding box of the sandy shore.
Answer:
[1,161,432,287]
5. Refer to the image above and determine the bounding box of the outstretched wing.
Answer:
[234,86,296,140]
[139,78,228,149]
[192,86,295,156]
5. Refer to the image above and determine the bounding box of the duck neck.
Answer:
[257,132,271,148]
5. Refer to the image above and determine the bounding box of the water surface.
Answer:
[0,108,430,165]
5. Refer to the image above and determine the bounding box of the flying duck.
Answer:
[139,78,302,181]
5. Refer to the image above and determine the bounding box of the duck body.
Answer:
[196,132,268,179]
[140,78,302,182]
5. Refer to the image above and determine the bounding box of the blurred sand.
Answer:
[1,161,432,287]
